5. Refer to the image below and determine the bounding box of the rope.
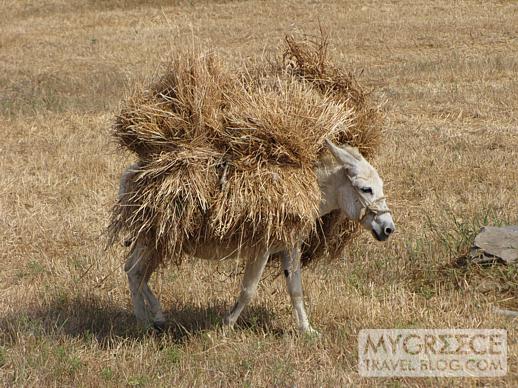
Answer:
[347,175,391,222]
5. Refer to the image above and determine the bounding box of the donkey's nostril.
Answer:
[384,227,393,235]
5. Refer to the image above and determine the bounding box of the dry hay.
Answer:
[107,34,383,266]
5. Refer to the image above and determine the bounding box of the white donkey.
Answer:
[120,140,395,334]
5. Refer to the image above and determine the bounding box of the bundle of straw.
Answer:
[108,34,382,266]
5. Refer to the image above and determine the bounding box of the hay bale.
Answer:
[279,34,382,158]
[107,34,383,266]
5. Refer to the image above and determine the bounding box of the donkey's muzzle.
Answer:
[372,221,395,241]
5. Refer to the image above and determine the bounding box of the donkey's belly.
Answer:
[184,238,285,261]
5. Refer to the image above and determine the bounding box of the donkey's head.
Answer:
[321,140,395,241]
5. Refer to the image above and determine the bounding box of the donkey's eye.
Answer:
[360,187,373,195]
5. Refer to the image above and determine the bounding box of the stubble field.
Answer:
[1,0,518,386]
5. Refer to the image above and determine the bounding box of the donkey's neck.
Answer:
[315,159,346,217]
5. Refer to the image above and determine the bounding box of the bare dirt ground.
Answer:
[1,0,518,386]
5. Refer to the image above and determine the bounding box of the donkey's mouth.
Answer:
[372,229,389,242]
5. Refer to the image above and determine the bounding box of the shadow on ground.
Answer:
[0,294,281,347]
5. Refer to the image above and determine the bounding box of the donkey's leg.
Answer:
[223,251,270,328]
[125,242,165,329]
[281,247,318,335]
[141,259,165,329]
[124,243,149,325]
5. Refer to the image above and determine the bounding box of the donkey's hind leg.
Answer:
[223,251,270,328]
[125,243,147,324]
[125,242,164,329]
[141,259,165,330]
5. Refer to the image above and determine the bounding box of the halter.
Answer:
[347,175,391,223]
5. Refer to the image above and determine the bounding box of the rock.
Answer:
[470,226,518,264]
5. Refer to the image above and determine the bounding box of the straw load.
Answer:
[107,34,383,266]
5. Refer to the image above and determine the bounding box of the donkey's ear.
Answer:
[324,139,361,167]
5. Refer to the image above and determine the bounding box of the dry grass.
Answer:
[1,0,518,386]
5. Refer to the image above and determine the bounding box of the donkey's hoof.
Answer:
[220,323,236,338]
[301,326,321,338]
[152,320,166,333]
[222,315,235,328]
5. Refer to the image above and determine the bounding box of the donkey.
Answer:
[120,140,395,334]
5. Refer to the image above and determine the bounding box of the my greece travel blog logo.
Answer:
[358,329,507,377]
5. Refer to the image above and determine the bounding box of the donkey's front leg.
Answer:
[223,251,270,328]
[281,246,319,335]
